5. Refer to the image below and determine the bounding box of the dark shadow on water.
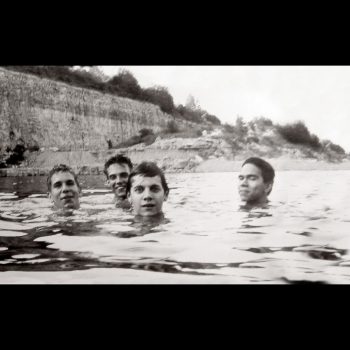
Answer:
[281,277,329,284]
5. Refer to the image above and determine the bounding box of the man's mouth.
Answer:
[142,204,155,208]
[114,185,126,193]
[61,195,74,201]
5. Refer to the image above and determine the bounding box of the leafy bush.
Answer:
[165,120,180,134]
[235,116,248,140]
[322,140,345,155]
[277,121,321,150]
[106,69,142,99]
[223,123,235,133]
[204,114,221,125]
[116,135,142,148]
[143,134,157,146]
[139,128,154,138]
[249,117,274,131]
[142,86,175,114]
[175,105,204,123]
[328,142,345,154]
[116,129,156,148]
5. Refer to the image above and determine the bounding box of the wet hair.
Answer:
[47,164,80,192]
[126,162,169,196]
[104,154,133,178]
[242,157,275,191]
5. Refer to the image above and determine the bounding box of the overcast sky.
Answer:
[100,66,350,152]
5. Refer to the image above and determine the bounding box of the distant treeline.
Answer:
[2,65,221,126]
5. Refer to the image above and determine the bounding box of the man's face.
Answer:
[238,163,271,204]
[106,163,131,200]
[49,171,80,210]
[129,175,167,217]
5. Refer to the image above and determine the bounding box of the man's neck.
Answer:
[114,196,130,209]
[243,197,269,209]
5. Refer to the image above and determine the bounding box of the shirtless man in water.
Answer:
[238,157,275,208]
[104,154,133,208]
[47,164,81,210]
[126,161,169,219]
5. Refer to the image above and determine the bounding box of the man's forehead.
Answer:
[240,163,262,176]
[108,163,130,174]
[131,175,162,186]
[51,171,76,182]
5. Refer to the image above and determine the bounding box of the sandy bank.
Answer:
[2,150,350,177]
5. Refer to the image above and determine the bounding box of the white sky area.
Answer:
[99,66,350,152]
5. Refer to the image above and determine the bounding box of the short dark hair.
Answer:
[126,162,169,196]
[242,157,275,184]
[47,164,80,192]
[104,154,133,178]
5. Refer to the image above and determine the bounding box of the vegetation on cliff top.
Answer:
[1,65,221,127]
[1,66,347,166]
[221,117,347,162]
[109,115,347,163]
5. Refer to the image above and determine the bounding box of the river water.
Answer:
[0,171,350,284]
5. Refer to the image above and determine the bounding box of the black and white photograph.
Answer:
[1,65,350,284]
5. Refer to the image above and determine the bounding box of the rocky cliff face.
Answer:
[0,67,188,153]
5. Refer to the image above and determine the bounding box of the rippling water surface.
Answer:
[1,171,350,284]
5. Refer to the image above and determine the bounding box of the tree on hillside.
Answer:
[249,117,274,131]
[235,116,248,139]
[277,121,321,150]
[204,113,221,125]
[223,123,235,133]
[185,94,200,111]
[107,69,142,99]
[143,86,175,114]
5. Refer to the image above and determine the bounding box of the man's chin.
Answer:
[114,194,127,202]
[239,195,249,202]
[114,188,126,197]
[62,201,79,210]
[138,208,162,217]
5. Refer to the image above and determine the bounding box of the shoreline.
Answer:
[2,158,350,177]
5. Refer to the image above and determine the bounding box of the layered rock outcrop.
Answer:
[0,67,190,153]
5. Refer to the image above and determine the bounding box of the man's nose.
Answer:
[143,188,152,200]
[240,178,248,186]
[116,176,124,184]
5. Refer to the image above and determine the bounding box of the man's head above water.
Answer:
[126,162,169,218]
[104,154,133,203]
[47,164,81,210]
[238,157,275,206]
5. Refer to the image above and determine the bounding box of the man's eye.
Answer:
[134,187,143,193]
[54,183,61,188]
[109,175,116,180]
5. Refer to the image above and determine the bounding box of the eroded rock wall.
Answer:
[0,67,183,152]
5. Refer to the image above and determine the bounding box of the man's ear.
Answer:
[164,191,169,201]
[48,192,52,202]
[265,182,273,195]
